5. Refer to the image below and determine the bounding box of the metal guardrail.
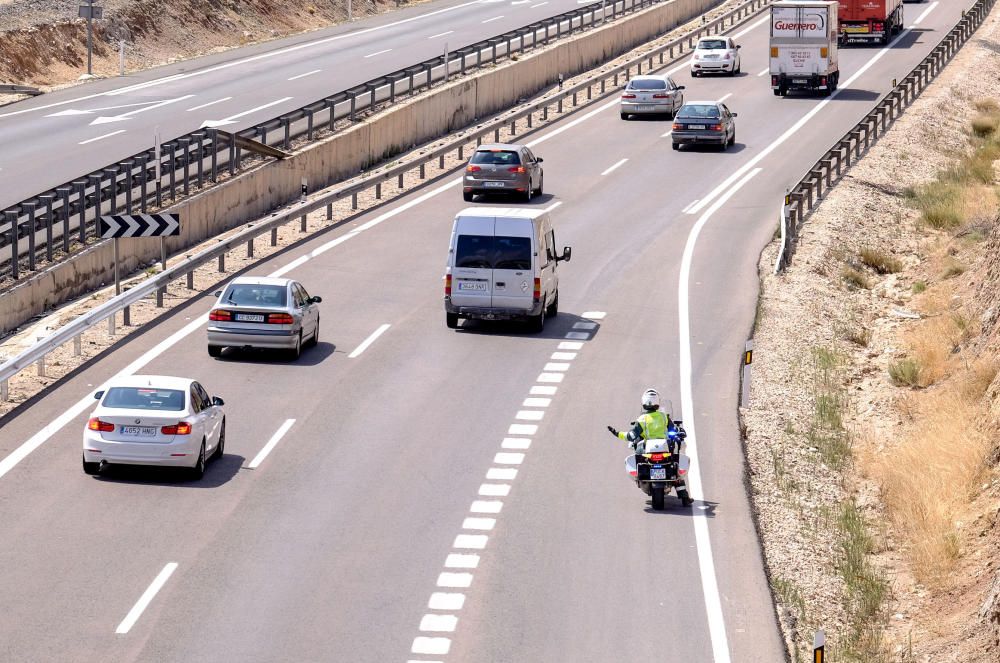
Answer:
[0,84,42,96]
[773,0,995,272]
[0,0,685,280]
[0,0,772,400]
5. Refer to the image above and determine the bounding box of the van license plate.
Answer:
[458,282,488,291]
[793,79,808,84]
[483,181,505,188]
[235,313,265,322]
[121,426,157,437]
[650,468,667,480]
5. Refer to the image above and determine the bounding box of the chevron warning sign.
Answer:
[99,213,180,239]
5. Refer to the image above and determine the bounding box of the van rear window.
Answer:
[470,150,521,166]
[455,235,532,269]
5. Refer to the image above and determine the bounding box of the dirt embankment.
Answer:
[745,9,1000,663]
[0,0,400,90]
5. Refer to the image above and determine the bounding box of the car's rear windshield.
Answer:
[455,235,532,270]
[223,283,287,307]
[470,150,521,166]
[628,79,667,90]
[698,39,727,49]
[103,387,186,411]
[678,105,721,119]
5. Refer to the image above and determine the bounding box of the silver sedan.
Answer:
[207,276,321,359]
[620,75,685,120]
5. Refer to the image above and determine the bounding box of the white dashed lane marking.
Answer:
[542,362,569,371]
[563,332,589,340]
[437,572,473,588]
[412,637,451,655]
[478,483,511,497]
[501,438,531,450]
[508,423,538,434]
[494,452,525,464]
[470,500,503,513]
[515,410,544,421]
[429,592,466,610]
[522,397,551,407]
[530,385,557,394]
[420,615,459,632]
[462,518,496,530]
[536,372,564,383]
[445,554,480,568]
[486,468,517,481]
[551,352,577,360]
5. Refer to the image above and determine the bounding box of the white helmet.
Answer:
[641,388,660,412]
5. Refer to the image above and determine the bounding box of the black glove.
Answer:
[607,425,619,438]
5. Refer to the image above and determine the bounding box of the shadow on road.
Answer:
[90,453,245,487]
[212,341,336,365]
[453,312,601,341]
[644,498,719,517]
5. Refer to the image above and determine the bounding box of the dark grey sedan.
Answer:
[671,101,737,151]
[462,143,544,202]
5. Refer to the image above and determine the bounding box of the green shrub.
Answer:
[859,247,902,274]
[912,182,964,229]
[912,280,927,294]
[889,358,921,387]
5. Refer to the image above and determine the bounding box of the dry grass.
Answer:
[973,98,1000,114]
[909,181,965,229]
[870,386,993,586]
[859,247,902,274]
[842,266,872,290]
[971,114,1000,138]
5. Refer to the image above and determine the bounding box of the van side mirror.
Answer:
[94,390,104,400]
[212,396,225,407]
[560,247,572,262]
[676,85,686,90]
[731,112,738,117]
[736,44,741,49]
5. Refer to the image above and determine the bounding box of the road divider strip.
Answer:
[348,323,392,358]
[247,418,295,469]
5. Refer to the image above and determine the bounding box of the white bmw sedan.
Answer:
[82,375,225,479]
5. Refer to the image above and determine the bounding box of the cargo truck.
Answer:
[769,1,840,97]
[838,0,903,45]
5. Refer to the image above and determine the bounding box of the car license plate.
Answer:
[483,181,505,188]
[120,426,157,437]
[457,281,488,291]
[235,313,265,322]
[636,105,656,111]
[650,467,667,480]
[842,26,868,33]
[688,124,706,130]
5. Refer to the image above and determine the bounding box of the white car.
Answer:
[690,37,741,76]
[82,375,225,479]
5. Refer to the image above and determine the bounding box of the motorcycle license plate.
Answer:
[650,467,667,480]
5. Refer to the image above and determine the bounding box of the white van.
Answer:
[444,207,571,331]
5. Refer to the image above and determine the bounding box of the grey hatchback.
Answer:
[671,101,737,151]
[462,143,544,202]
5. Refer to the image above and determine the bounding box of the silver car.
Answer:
[462,143,544,203]
[620,75,685,120]
[690,37,741,77]
[671,101,737,151]
[207,276,321,359]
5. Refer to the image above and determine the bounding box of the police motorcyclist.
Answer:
[608,388,693,506]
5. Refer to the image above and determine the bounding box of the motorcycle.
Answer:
[622,408,692,510]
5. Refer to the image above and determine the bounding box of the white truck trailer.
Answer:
[769,1,840,96]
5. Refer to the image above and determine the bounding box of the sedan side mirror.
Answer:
[212,396,225,407]
[731,112,738,117]
[94,390,104,400]
[676,85,686,90]
[560,246,572,262]
[736,44,741,49]
[310,296,323,304]
[536,157,544,163]
[213,290,222,297]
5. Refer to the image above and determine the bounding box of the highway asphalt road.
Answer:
[0,0,632,210]
[0,1,956,660]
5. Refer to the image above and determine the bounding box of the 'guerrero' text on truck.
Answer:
[769,0,840,97]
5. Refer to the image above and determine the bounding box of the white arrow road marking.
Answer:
[79,130,127,145]
[47,100,167,117]
[200,97,293,128]
[88,95,195,125]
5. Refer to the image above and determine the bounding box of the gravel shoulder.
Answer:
[745,7,1000,661]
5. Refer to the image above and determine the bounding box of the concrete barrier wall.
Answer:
[2,0,719,334]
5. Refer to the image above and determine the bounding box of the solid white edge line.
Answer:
[115,562,178,634]
[688,20,922,216]
[348,323,391,358]
[79,130,126,145]
[678,167,761,663]
[247,418,295,469]
[288,69,321,81]
[600,158,628,176]
[912,1,939,26]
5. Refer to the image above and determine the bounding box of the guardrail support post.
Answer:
[398,173,404,189]
[5,211,17,280]
[74,334,81,356]
[123,305,130,327]
[59,188,71,253]
[123,161,134,213]
[43,196,54,262]
[105,168,119,215]
[349,93,357,122]
[301,214,307,232]
[376,182,382,200]
[419,163,426,180]
[458,145,464,161]
[186,270,194,289]
[25,203,36,272]
[1,379,7,402]
[108,315,115,337]
[510,120,517,136]
[218,254,225,272]
[327,203,333,219]
[271,228,278,246]
[209,130,219,183]
[156,287,164,308]
[352,192,359,209]
[439,154,445,170]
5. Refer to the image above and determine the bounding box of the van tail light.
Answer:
[508,166,526,173]
[161,422,192,435]
[771,75,779,86]
[87,418,114,432]
[267,313,294,324]
[533,278,541,303]
[679,467,687,475]
[445,275,452,296]
[466,165,481,173]
[820,77,827,86]
[209,309,232,322]
[621,93,636,99]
